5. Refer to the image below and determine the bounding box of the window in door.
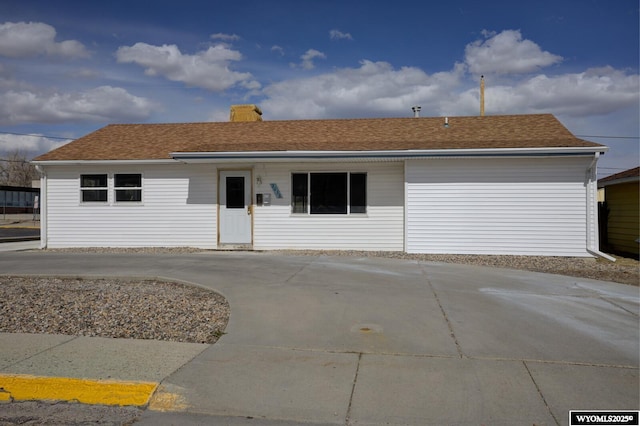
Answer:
[226,176,245,208]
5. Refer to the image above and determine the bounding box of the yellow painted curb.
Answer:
[0,374,158,406]
[147,384,190,412]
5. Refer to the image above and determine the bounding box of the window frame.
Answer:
[80,174,108,204]
[291,171,367,215]
[114,173,143,203]
[349,172,367,214]
[291,172,308,214]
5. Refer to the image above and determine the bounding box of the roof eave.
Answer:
[598,176,640,187]
[31,159,179,166]
[172,146,608,163]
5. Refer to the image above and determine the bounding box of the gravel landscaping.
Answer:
[277,250,639,286]
[0,276,229,344]
[0,249,636,345]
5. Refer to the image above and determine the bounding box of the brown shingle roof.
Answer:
[598,166,640,184]
[34,114,605,161]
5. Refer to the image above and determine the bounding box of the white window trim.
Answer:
[79,173,145,206]
[79,174,109,205]
[113,173,144,205]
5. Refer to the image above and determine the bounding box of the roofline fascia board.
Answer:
[598,176,640,187]
[172,146,607,162]
[31,159,180,166]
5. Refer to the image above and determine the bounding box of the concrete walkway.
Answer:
[0,248,638,425]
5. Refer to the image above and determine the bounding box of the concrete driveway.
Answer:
[0,250,638,425]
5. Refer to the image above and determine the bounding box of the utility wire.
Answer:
[0,131,73,140]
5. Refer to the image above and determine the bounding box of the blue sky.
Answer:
[1,0,638,177]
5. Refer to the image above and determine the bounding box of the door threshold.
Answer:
[217,244,254,250]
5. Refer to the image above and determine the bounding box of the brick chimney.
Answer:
[230,104,263,122]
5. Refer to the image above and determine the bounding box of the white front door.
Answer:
[219,171,252,245]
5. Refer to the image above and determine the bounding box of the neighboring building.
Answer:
[0,185,39,215]
[33,106,608,257]
[598,167,640,257]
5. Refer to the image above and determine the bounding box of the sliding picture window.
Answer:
[311,173,347,214]
[291,172,366,215]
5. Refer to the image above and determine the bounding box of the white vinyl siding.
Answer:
[44,164,217,248]
[253,162,404,251]
[43,155,594,255]
[405,157,591,256]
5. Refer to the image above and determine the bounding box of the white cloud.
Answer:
[0,133,71,156]
[263,60,464,119]
[292,49,326,70]
[116,42,259,91]
[330,29,353,40]
[271,45,285,56]
[258,30,637,122]
[0,86,156,125]
[261,56,637,123]
[465,29,562,75]
[0,21,89,58]
[472,67,639,117]
[211,33,240,41]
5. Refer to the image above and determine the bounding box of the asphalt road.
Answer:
[0,227,39,241]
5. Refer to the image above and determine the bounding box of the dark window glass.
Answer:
[115,189,141,202]
[83,190,108,202]
[292,173,308,213]
[115,174,142,202]
[81,174,107,188]
[80,174,108,203]
[226,176,245,209]
[310,173,347,214]
[350,173,367,213]
[114,174,141,188]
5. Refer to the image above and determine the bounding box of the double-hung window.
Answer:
[291,172,366,214]
[114,174,142,202]
[80,174,108,202]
